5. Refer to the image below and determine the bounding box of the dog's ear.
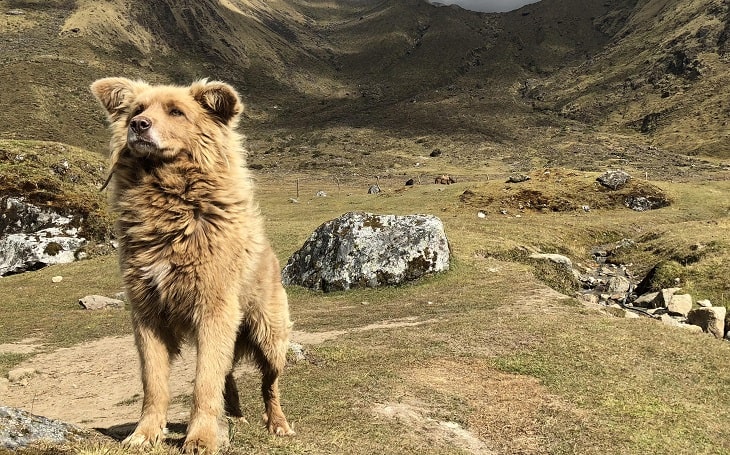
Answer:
[190,80,243,125]
[90,78,145,120]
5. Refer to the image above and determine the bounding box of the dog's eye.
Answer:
[132,105,145,117]
[170,108,185,117]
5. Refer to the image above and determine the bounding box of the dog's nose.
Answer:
[130,116,152,134]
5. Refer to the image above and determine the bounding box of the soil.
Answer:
[0,317,444,437]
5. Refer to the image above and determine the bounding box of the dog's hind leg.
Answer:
[250,286,295,436]
[123,321,178,448]
[224,372,246,420]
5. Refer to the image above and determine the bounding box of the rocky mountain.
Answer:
[0,0,727,157]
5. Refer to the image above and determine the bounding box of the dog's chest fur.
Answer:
[115,160,261,323]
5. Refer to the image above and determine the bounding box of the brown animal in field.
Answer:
[434,175,457,184]
[91,78,294,453]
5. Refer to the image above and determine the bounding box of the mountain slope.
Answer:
[0,0,727,159]
[524,0,730,157]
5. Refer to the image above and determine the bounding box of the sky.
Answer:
[432,0,541,13]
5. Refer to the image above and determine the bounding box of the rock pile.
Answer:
[529,247,729,339]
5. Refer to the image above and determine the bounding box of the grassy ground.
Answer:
[2,169,730,454]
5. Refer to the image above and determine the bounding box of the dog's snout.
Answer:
[130,116,152,134]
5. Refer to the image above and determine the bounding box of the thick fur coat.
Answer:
[90,78,294,453]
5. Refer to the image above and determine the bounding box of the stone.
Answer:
[624,195,670,212]
[429,149,442,157]
[7,367,36,383]
[666,294,692,317]
[315,191,327,197]
[650,287,681,309]
[78,295,125,310]
[529,253,572,271]
[0,406,88,449]
[507,174,530,183]
[696,299,712,308]
[605,305,640,319]
[368,185,381,194]
[0,197,87,276]
[282,212,450,292]
[686,307,727,339]
[51,276,63,283]
[633,292,659,308]
[606,276,631,294]
[596,170,631,190]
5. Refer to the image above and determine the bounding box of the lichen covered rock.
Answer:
[282,212,450,292]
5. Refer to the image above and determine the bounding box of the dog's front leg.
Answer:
[183,304,240,454]
[123,322,174,447]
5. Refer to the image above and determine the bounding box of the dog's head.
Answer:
[90,78,243,171]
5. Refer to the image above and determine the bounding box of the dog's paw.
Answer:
[182,437,217,454]
[184,417,228,454]
[263,412,296,436]
[122,427,164,447]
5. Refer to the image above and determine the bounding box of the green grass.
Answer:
[3,169,730,454]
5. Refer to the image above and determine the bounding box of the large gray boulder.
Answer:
[0,197,86,276]
[282,212,450,292]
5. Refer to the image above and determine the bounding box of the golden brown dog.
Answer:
[90,78,294,453]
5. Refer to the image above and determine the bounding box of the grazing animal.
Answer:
[90,77,294,453]
[434,174,456,184]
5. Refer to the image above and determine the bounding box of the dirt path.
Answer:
[1,316,501,452]
[0,317,442,432]
[0,335,261,431]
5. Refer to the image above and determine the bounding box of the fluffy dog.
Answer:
[90,78,294,453]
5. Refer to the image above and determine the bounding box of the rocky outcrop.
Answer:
[0,197,87,276]
[0,406,88,449]
[282,212,450,292]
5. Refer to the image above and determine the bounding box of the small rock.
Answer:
[6,9,25,15]
[8,367,36,383]
[633,292,659,308]
[429,149,442,157]
[315,191,327,197]
[666,294,692,317]
[660,314,683,328]
[405,179,415,186]
[696,299,712,308]
[287,342,307,363]
[597,170,631,190]
[288,198,299,204]
[477,211,486,218]
[368,185,381,194]
[78,295,125,310]
[529,253,572,271]
[506,174,530,183]
[51,276,63,283]
[607,276,631,294]
[651,287,682,308]
[687,306,727,339]
[679,323,704,334]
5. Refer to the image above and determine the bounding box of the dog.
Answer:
[90,77,294,453]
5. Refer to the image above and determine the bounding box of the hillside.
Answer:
[2,0,727,161]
